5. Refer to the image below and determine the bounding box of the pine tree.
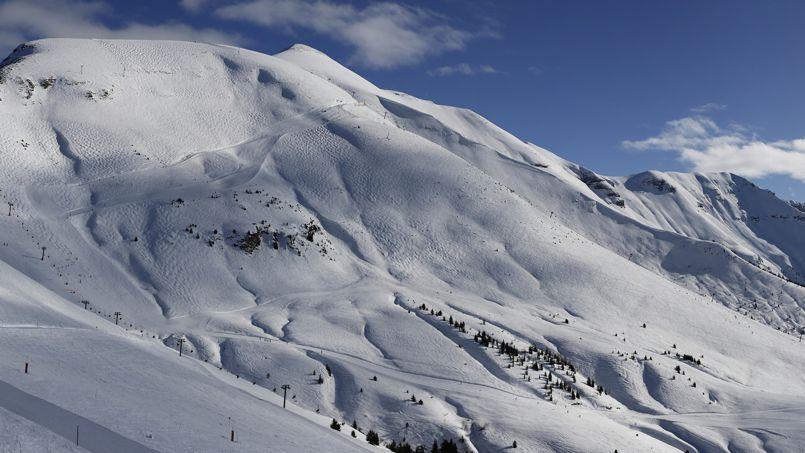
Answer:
[367,430,380,445]
[330,419,341,431]
[440,439,458,453]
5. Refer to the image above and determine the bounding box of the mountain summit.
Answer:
[1,39,803,452]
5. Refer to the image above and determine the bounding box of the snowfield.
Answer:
[0,39,804,452]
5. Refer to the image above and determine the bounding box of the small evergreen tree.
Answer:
[367,430,380,445]
[440,439,458,453]
[330,419,341,431]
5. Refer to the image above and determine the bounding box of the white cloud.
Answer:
[623,115,805,182]
[690,102,726,113]
[179,0,211,13]
[0,0,242,54]
[215,0,488,69]
[428,63,498,77]
[527,65,543,76]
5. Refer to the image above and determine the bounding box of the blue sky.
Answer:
[1,0,803,201]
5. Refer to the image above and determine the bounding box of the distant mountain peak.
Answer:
[282,43,327,54]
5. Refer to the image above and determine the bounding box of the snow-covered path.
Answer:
[0,379,158,453]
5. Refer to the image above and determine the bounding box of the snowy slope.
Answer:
[0,39,804,452]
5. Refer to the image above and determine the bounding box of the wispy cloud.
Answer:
[623,115,805,182]
[0,0,242,54]
[179,0,212,13]
[428,63,498,77]
[527,65,543,76]
[215,0,493,69]
[690,102,726,113]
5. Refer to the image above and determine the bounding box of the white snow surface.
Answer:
[0,39,803,452]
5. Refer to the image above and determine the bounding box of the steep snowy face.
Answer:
[0,39,352,183]
[563,169,805,331]
[0,38,596,322]
[278,44,805,333]
[618,171,804,280]
[1,39,805,453]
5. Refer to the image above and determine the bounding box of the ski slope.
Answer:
[0,38,804,452]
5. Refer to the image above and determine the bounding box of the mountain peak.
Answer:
[275,41,378,92]
[282,43,327,54]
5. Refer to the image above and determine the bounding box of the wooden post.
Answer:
[230,430,235,442]
[281,384,291,408]
[76,425,79,446]
[24,362,28,374]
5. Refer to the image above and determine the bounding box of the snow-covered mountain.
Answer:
[0,39,803,452]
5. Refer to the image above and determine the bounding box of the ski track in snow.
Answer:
[0,379,158,453]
